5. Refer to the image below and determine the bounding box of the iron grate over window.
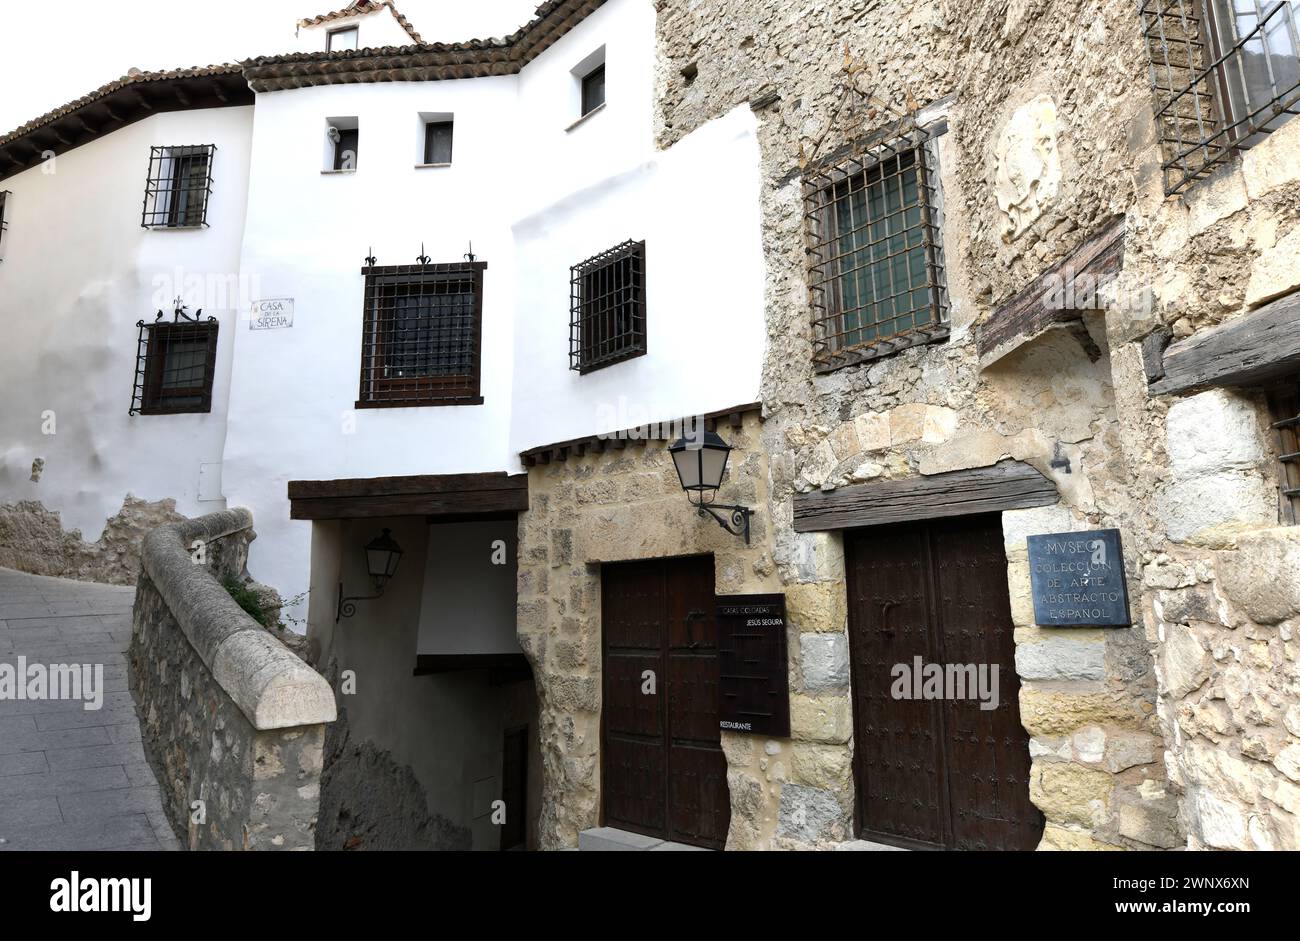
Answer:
[130,305,219,416]
[1140,1,1300,194]
[569,239,646,373]
[803,126,948,374]
[141,145,215,228]
[358,260,486,407]
[1267,380,1300,524]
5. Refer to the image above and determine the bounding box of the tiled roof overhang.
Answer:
[245,0,606,91]
[0,66,254,183]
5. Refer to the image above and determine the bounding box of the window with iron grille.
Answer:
[141,145,215,228]
[129,307,219,416]
[1267,379,1300,524]
[0,191,9,261]
[803,127,948,373]
[358,261,486,407]
[569,240,646,373]
[1141,1,1300,194]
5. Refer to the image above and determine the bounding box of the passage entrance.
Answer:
[845,514,1042,850]
[600,555,729,849]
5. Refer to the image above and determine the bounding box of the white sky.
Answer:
[0,0,540,133]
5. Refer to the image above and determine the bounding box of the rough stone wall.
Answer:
[650,0,1300,850]
[315,658,473,851]
[517,413,782,849]
[0,496,184,585]
[129,511,334,850]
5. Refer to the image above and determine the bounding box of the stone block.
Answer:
[889,403,930,445]
[1217,528,1300,624]
[1160,624,1209,698]
[1185,165,1248,237]
[1156,472,1276,544]
[776,783,847,843]
[800,632,849,692]
[1165,390,1267,480]
[1039,823,1124,851]
[788,694,852,744]
[1019,687,1144,736]
[1104,731,1159,773]
[1015,636,1105,681]
[1242,113,1300,198]
[853,412,891,452]
[790,742,852,791]
[1030,761,1114,828]
[785,581,846,632]
[578,827,663,851]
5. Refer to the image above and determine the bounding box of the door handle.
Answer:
[878,600,897,637]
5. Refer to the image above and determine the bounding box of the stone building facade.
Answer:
[518,0,1300,851]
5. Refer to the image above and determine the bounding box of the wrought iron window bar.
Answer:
[141,144,216,228]
[569,239,647,374]
[1268,380,1300,525]
[802,121,949,374]
[129,302,219,416]
[357,247,486,408]
[1140,0,1300,194]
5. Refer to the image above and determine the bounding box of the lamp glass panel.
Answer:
[699,445,730,489]
[671,445,703,490]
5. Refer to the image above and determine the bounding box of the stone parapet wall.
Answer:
[128,509,336,850]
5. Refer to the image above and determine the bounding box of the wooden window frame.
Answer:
[356,261,486,409]
[1267,379,1300,525]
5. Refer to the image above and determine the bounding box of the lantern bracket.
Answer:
[336,583,387,623]
[696,502,753,545]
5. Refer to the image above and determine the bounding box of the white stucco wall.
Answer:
[417,520,520,656]
[0,106,254,539]
[224,0,771,610]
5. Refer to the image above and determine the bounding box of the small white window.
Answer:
[325,117,359,172]
[327,26,359,51]
[416,112,454,166]
[570,46,607,123]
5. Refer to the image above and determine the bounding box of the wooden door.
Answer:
[601,555,729,849]
[845,515,1042,850]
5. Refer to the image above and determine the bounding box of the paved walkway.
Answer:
[0,567,179,851]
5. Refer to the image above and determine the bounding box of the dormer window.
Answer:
[327,26,359,51]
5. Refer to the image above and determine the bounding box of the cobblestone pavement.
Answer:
[0,567,179,851]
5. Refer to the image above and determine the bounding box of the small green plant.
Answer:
[222,576,275,628]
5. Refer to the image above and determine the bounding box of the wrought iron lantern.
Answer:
[669,431,754,544]
[336,528,405,622]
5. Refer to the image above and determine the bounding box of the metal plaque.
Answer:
[715,593,790,736]
[1026,528,1131,627]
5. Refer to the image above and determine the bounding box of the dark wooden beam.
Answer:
[1150,290,1300,396]
[977,217,1125,365]
[792,460,1059,532]
[288,472,527,520]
